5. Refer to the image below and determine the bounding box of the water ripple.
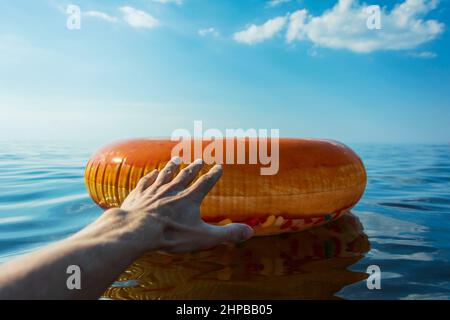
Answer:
[0,142,449,300]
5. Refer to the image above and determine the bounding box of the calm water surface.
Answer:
[0,142,449,299]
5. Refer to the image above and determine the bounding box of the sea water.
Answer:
[0,142,449,300]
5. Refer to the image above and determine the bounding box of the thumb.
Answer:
[206,223,254,245]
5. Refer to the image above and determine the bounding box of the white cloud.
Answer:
[233,16,287,44]
[198,27,219,37]
[150,0,183,4]
[119,6,160,29]
[266,0,292,8]
[84,11,118,23]
[286,0,444,53]
[408,51,437,58]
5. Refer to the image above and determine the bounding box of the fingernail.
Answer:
[171,156,182,165]
[215,164,223,171]
[241,226,254,240]
[193,158,203,165]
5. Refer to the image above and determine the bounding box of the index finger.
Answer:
[183,164,222,203]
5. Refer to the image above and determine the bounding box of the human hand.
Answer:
[87,157,254,254]
[0,157,254,300]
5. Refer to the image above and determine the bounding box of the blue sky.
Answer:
[0,0,449,144]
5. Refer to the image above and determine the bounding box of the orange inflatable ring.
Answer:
[85,138,367,236]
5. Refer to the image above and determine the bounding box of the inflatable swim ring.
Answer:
[103,212,370,300]
[85,138,366,236]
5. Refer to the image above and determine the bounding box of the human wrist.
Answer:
[88,207,164,253]
[66,228,146,268]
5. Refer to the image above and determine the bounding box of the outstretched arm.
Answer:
[0,158,253,300]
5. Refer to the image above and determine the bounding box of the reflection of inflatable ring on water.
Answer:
[85,138,367,236]
[103,212,370,300]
